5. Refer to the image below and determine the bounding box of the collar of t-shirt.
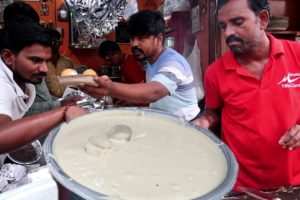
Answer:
[0,58,35,104]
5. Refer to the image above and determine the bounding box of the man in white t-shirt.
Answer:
[81,10,201,121]
[0,58,36,120]
[0,20,87,165]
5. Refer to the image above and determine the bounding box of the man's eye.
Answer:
[31,58,43,63]
[138,35,149,40]
[233,19,244,26]
[218,23,226,31]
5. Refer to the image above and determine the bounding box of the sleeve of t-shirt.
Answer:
[0,81,14,118]
[204,67,223,109]
[150,61,183,95]
[25,100,60,117]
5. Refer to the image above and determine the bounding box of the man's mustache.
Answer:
[226,35,244,45]
[32,72,47,78]
[131,47,143,54]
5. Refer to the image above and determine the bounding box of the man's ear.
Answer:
[156,33,164,46]
[1,49,14,66]
[258,9,270,30]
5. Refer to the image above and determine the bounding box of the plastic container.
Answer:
[44,108,238,200]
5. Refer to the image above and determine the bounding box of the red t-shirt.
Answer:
[120,54,145,84]
[204,33,300,190]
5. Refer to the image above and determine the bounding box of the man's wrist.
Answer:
[62,105,71,121]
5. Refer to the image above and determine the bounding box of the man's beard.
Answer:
[15,72,46,84]
[226,35,254,55]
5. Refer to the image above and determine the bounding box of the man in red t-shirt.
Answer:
[98,40,145,84]
[98,40,146,107]
[193,0,300,191]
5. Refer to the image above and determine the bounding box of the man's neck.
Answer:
[236,33,271,79]
[236,33,270,64]
[15,77,26,92]
[148,46,165,65]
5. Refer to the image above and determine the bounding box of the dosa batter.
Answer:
[53,111,228,200]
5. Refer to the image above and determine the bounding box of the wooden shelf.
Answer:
[267,30,300,41]
[267,30,299,35]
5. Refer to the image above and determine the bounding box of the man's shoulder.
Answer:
[0,78,16,100]
[280,38,300,52]
[269,33,300,53]
[160,48,190,68]
[124,54,141,65]
[125,54,135,60]
[163,48,184,59]
[0,70,15,92]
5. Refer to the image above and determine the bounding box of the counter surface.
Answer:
[223,186,300,200]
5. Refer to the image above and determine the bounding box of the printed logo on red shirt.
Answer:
[278,73,300,88]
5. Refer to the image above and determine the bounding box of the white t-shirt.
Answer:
[146,48,200,121]
[0,58,36,119]
[0,58,36,166]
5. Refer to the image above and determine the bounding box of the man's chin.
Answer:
[229,46,244,54]
[29,78,43,85]
[134,54,146,61]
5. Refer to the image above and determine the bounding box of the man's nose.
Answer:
[104,57,112,65]
[223,24,236,38]
[39,62,48,73]
[130,38,138,47]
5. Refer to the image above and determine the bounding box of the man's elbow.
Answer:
[147,88,169,103]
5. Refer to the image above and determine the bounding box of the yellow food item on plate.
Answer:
[61,69,78,76]
[82,69,97,76]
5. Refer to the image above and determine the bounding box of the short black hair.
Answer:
[3,1,40,26]
[47,29,61,40]
[0,21,52,53]
[46,29,62,47]
[217,0,270,15]
[98,40,121,59]
[127,10,165,38]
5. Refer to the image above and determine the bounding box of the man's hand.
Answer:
[279,125,300,150]
[80,75,112,99]
[191,117,210,129]
[191,108,221,130]
[64,106,88,122]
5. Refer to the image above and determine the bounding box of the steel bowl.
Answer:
[44,108,238,200]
